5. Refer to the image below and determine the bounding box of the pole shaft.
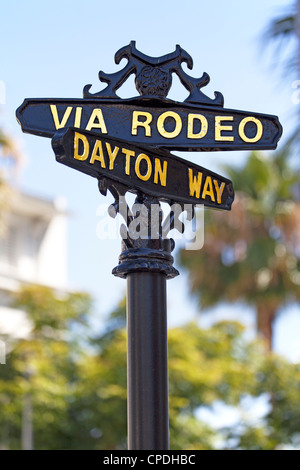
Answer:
[126,271,169,450]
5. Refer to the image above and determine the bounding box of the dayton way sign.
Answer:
[16,41,282,451]
[52,127,234,210]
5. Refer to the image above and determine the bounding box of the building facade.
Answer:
[0,190,68,338]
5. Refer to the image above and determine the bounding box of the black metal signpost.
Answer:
[16,41,282,450]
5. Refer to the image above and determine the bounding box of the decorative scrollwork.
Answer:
[98,176,197,278]
[83,41,224,107]
[135,66,172,98]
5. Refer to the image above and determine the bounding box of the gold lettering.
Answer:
[74,132,89,161]
[122,148,135,175]
[202,176,215,201]
[74,107,82,128]
[215,116,234,141]
[238,116,263,143]
[135,153,152,181]
[50,105,72,130]
[213,180,225,204]
[90,140,106,167]
[187,113,208,139]
[154,158,167,186]
[188,168,203,198]
[86,109,108,133]
[132,111,153,136]
[157,111,182,139]
[105,143,119,170]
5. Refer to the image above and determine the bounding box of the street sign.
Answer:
[17,98,282,152]
[16,41,282,153]
[52,127,234,210]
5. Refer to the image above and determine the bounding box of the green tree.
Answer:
[180,150,300,350]
[262,0,300,148]
[0,285,91,450]
[2,289,300,450]
[66,310,300,450]
[263,1,298,76]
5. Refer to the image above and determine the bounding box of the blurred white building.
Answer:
[0,190,68,338]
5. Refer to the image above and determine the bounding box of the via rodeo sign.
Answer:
[16,41,282,210]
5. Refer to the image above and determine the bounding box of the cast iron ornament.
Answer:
[99,178,180,279]
[83,41,224,106]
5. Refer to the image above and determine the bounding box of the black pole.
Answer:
[126,271,168,450]
[113,223,179,450]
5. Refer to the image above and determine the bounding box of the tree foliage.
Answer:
[262,0,300,150]
[262,1,298,76]
[180,150,300,349]
[1,287,300,450]
[0,285,91,450]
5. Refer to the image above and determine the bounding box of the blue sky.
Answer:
[1,0,299,358]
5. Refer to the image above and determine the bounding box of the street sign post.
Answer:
[16,41,282,450]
